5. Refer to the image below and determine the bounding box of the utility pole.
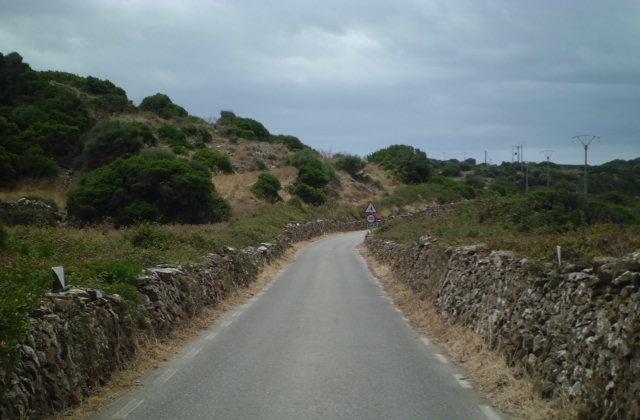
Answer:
[520,143,528,194]
[540,150,555,187]
[572,135,599,195]
[484,150,487,165]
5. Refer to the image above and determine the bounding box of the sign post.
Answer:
[365,202,378,230]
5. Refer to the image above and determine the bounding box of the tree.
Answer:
[67,155,230,226]
[251,173,282,202]
[192,149,233,173]
[335,154,366,178]
[83,121,154,169]
[139,93,188,119]
[368,144,431,184]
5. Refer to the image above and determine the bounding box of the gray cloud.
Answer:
[1,0,639,164]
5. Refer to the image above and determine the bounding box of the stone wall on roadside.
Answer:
[0,218,365,419]
[365,235,640,419]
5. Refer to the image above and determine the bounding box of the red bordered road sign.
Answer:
[365,202,377,214]
[366,214,376,224]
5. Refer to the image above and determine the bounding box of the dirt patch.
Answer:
[55,238,317,420]
[358,244,577,420]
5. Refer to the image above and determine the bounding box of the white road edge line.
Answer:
[155,368,178,385]
[402,316,409,322]
[220,319,232,328]
[453,373,473,389]
[420,336,430,346]
[394,307,402,313]
[205,331,218,341]
[184,347,202,359]
[479,404,502,420]
[434,353,448,363]
[112,398,144,419]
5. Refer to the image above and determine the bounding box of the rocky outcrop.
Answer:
[0,218,365,419]
[365,236,640,419]
[0,198,63,226]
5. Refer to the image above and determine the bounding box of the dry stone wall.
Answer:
[0,218,365,419]
[365,235,640,419]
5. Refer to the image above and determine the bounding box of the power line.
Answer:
[540,150,556,187]
[572,135,599,195]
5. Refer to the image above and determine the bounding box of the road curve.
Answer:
[94,231,502,420]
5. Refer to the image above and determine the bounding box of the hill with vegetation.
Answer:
[1,51,639,383]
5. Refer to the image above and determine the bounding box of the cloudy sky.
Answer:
[1,0,639,164]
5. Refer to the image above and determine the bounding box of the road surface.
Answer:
[94,231,503,420]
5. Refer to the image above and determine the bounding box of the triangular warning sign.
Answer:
[365,202,377,213]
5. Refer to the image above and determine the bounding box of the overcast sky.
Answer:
[1,0,639,164]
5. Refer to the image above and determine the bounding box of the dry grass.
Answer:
[358,245,577,420]
[55,238,316,420]
[213,167,298,216]
[0,179,73,209]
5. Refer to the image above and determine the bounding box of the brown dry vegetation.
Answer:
[359,245,577,420]
[213,166,298,215]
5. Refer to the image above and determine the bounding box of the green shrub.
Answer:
[83,121,154,168]
[67,155,231,226]
[273,134,305,151]
[192,148,233,173]
[0,262,48,368]
[0,222,6,248]
[83,259,142,286]
[139,93,188,119]
[216,110,270,141]
[335,154,366,178]
[251,173,282,202]
[368,144,431,183]
[128,224,176,249]
[158,124,189,149]
[293,182,327,205]
[182,125,212,144]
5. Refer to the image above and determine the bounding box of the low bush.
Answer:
[0,197,61,226]
[335,154,366,178]
[83,121,154,169]
[139,93,188,119]
[367,144,431,184]
[293,183,327,205]
[157,124,188,149]
[128,223,177,250]
[273,134,305,151]
[192,148,233,173]
[0,262,49,369]
[216,110,270,141]
[251,173,282,202]
[67,155,231,226]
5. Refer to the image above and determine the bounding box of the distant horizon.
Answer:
[3,0,639,165]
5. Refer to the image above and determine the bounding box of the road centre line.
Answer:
[112,398,144,419]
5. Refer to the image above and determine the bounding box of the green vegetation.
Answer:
[84,121,155,168]
[157,124,189,154]
[368,144,431,183]
[272,134,306,151]
[67,155,230,226]
[377,189,640,264]
[335,154,366,178]
[139,93,188,119]
[217,110,270,141]
[192,148,233,173]
[288,150,336,205]
[251,173,282,202]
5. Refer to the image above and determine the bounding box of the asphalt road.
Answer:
[94,231,503,420]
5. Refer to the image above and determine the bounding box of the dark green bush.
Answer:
[216,110,270,141]
[251,173,282,202]
[368,144,431,184]
[139,93,188,119]
[192,148,233,173]
[293,182,327,205]
[335,154,366,178]
[182,125,212,144]
[0,262,48,368]
[158,124,189,150]
[0,197,61,226]
[0,222,6,248]
[83,121,154,168]
[67,155,230,226]
[273,134,305,151]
